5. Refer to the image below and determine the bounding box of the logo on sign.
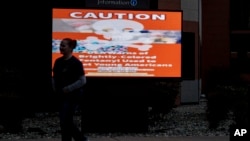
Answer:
[130,0,137,6]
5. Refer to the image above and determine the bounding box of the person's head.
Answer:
[60,38,77,56]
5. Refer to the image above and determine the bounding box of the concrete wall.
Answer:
[158,0,201,103]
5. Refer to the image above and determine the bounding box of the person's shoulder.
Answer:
[71,56,81,63]
[54,56,65,65]
[55,56,64,62]
[71,56,83,67]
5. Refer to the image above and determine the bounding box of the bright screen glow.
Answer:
[52,8,182,77]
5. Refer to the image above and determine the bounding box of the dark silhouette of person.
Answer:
[52,38,88,141]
